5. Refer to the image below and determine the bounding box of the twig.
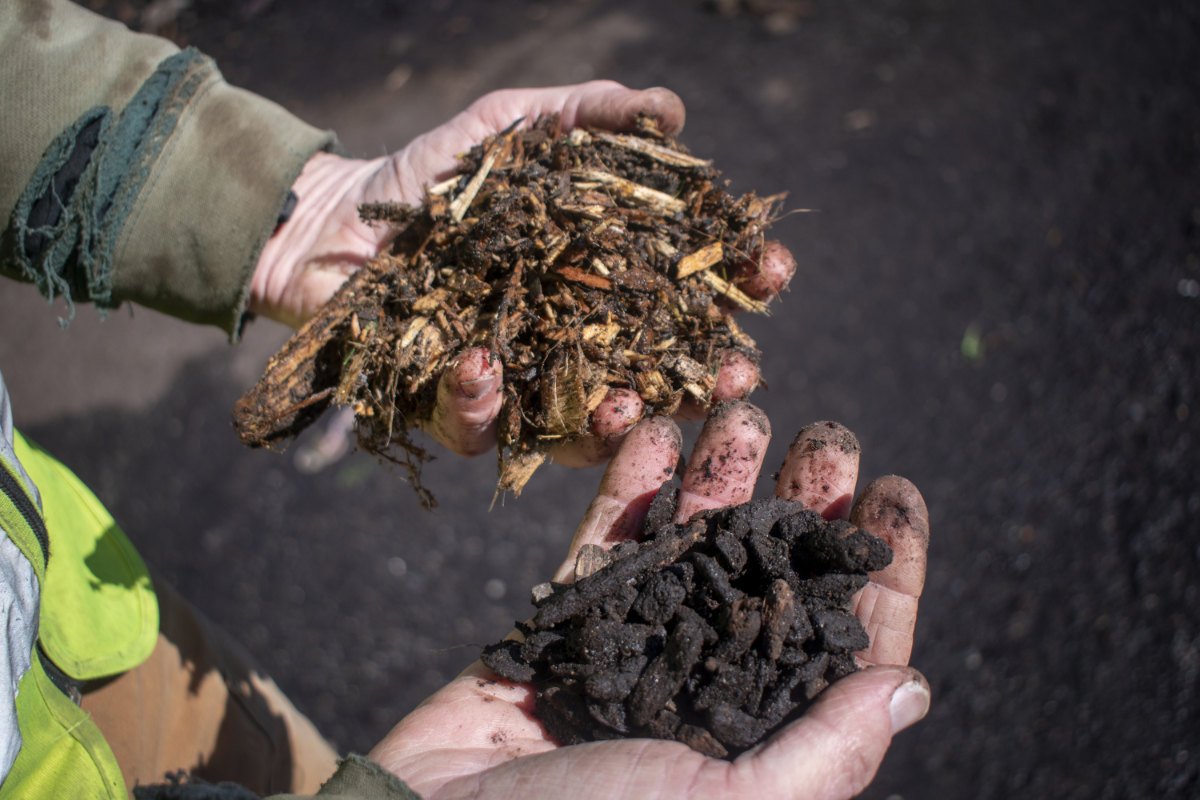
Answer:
[697,270,769,314]
[571,169,687,214]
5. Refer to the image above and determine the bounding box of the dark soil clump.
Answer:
[481,489,892,758]
[233,116,783,504]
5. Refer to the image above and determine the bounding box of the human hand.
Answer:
[248,83,796,462]
[367,404,931,799]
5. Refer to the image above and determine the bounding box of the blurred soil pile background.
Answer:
[1,1,1197,797]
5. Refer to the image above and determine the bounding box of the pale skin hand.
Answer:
[248,82,797,463]
[368,404,932,800]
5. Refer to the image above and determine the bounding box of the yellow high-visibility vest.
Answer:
[1,432,158,798]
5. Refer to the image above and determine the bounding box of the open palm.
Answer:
[369,406,931,800]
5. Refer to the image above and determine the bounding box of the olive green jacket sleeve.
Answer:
[269,755,423,800]
[0,0,336,338]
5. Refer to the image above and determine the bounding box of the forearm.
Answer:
[0,0,335,338]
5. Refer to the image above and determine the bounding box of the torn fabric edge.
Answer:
[5,48,216,323]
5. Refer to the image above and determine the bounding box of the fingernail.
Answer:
[448,349,498,398]
[889,679,930,734]
[457,373,495,400]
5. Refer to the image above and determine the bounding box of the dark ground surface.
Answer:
[2,0,1198,797]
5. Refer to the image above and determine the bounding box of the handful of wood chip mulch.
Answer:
[233,116,784,504]
[481,488,892,758]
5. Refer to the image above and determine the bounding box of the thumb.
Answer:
[728,666,930,800]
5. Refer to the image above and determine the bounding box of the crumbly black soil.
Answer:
[481,489,892,758]
[233,116,783,504]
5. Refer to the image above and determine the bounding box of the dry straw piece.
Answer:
[234,116,785,505]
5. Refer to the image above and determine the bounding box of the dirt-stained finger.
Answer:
[567,83,686,134]
[711,349,761,402]
[485,82,686,136]
[675,351,761,421]
[554,417,682,582]
[674,401,771,523]
[733,240,797,301]
[549,389,645,468]
[421,347,503,456]
[774,421,861,520]
[850,475,930,666]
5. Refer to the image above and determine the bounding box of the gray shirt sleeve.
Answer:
[0,371,43,782]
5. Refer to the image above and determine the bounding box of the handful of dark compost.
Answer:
[481,488,892,758]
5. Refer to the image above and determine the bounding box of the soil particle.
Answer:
[713,531,748,574]
[632,570,687,624]
[482,640,535,683]
[481,492,891,757]
[643,484,681,534]
[811,607,870,653]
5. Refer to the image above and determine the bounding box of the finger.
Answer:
[674,401,771,523]
[774,421,861,520]
[553,416,681,582]
[563,82,687,135]
[420,347,503,456]
[724,666,930,800]
[549,389,645,468]
[712,349,760,402]
[732,240,797,302]
[469,81,686,138]
[675,350,761,421]
[850,476,930,666]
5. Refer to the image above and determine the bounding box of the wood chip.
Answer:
[450,144,501,222]
[583,321,621,346]
[556,266,613,290]
[697,270,769,314]
[498,450,548,498]
[675,242,725,279]
[571,169,687,214]
[592,130,714,169]
[540,353,589,437]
